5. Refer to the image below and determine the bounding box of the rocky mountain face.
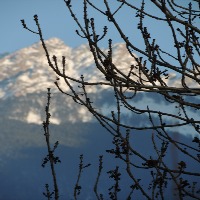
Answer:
[2,37,199,146]
[0,38,139,124]
[1,38,199,131]
[1,37,186,124]
[0,38,142,156]
[0,37,198,152]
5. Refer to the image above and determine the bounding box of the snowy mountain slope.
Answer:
[0,37,183,99]
[0,37,198,128]
[0,38,137,124]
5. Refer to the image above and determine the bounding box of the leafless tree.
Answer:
[21,0,200,199]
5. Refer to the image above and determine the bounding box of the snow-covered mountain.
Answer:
[0,38,198,128]
[0,38,150,155]
[0,37,144,126]
[0,37,139,98]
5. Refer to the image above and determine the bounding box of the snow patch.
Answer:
[0,89,5,99]
[50,117,61,125]
[78,107,93,122]
[27,110,41,124]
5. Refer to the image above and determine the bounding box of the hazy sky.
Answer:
[1,0,174,54]
[1,0,119,53]
[1,0,195,56]
[1,1,83,53]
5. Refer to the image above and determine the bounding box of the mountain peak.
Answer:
[0,38,134,124]
[0,38,198,127]
[42,37,69,49]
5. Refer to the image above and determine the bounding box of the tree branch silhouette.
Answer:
[22,0,200,199]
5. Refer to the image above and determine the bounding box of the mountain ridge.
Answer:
[0,37,198,132]
[0,37,138,125]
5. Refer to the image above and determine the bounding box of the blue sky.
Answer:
[1,0,175,54]
[1,1,83,53]
[1,0,113,53]
[1,0,197,64]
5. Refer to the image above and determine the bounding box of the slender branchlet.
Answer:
[42,88,60,200]
[94,155,104,200]
[74,154,91,200]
